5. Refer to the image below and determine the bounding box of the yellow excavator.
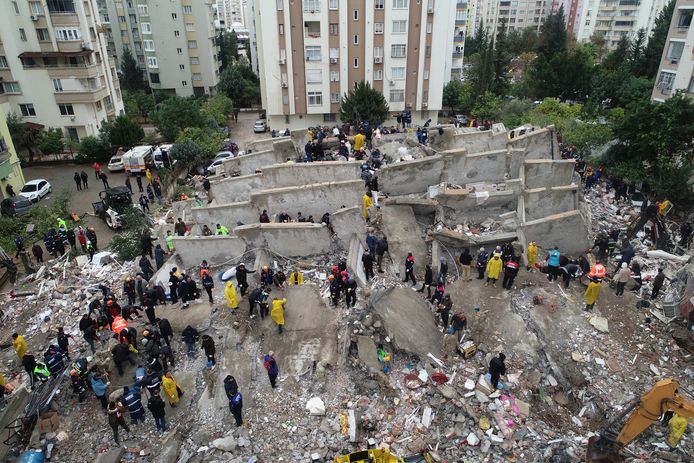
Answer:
[334,448,432,463]
[587,378,694,462]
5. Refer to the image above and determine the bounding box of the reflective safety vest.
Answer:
[34,363,51,382]
[112,316,128,334]
[589,263,607,279]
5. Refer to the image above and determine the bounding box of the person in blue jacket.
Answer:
[547,246,561,282]
[224,375,243,426]
[263,352,279,389]
[121,386,145,424]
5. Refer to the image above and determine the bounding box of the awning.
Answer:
[18,50,93,59]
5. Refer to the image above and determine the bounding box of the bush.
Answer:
[108,207,151,261]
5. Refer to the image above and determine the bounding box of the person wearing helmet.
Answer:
[584,275,602,311]
[329,274,340,306]
[258,287,271,319]
[70,369,88,402]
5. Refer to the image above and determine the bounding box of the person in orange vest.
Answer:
[111,315,129,336]
[589,262,607,280]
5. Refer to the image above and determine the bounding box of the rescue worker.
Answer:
[224,375,243,426]
[344,278,357,308]
[216,224,229,235]
[258,286,271,319]
[225,279,238,311]
[559,261,581,289]
[526,241,538,271]
[329,274,340,306]
[235,263,255,296]
[488,353,507,389]
[162,371,183,406]
[121,386,145,424]
[502,256,520,290]
[201,335,216,367]
[271,297,287,334]
[362,250,375,280]
[584,276,602,311]
[289,270,304,285]
[12,333,27,361]
[263,352,279,389]
[202,271,214,303]
[147,394,167,432]
[546,246,561,282]
[485,253,503,287]
[476,248,489,279]
[181,325,199,357]
[403,252,416,285]
[363,191,373,221]
[651,268,667,300]
[417,264,434,299]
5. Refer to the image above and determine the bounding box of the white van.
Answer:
[153,144,173,169]
[122,145,154,173]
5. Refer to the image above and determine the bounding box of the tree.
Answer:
[442,80,465,113]
[498,99,533,129]
[628,28,646,72]
[175,127,224,159]
[338,81,389,127]
[588,33,608,62]
[465,20,486,57]
[603,35,631,71]
[218,31,240,71]
[151,97,205,141]
[5,113,40,162]
[168,139,204,170]
[529,44,593,99]
[77,135,114,163]
[36,128,65,158]
[218,62,260,108]
[202,94,234,126]
[537,6,567,59]
[102,115,144,150]
[119,47,146,91]
[471,92,502,120]
[491,20,512,95]
[638,0,675,79]
[507,27,539,56]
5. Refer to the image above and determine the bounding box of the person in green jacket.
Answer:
[165,230,174,252]
[216,224,229,235]
[57,217,67,230]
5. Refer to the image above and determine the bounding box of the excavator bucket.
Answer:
[586,436,625,463]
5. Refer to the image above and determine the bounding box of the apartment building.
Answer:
[652,0,694,101]
[216,0,246,29]
[576,0,668,48]
[0,0,124,142]
[552,0,585,34]
[474,0,551,39]
[0,106,26,199]
[98,0,220,97]
[254,0,456,131]
[452,1,469,80]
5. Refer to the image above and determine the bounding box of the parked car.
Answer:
[220,140,239,154]
[214,151,235,162]
[206,158,226,175]
[107,155,125,172]
[455,115,469,125]
[153,144,174,169]
[253,120,267,133]
[0,196,33,217]
[19,179,51,203]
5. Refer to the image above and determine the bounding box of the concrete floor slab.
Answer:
[380,205,429,278]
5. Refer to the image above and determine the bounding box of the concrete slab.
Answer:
[372,287,442,358]
[380,204,429,278]
[94,448,124,463]
[356,336,382,373]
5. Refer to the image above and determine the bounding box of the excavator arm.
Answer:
[587,379,694,462]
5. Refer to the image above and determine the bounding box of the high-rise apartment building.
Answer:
[98,0,220,97]
[652,0,694,101]
[474,0,551,39]
[216,0,246,29]
[254,0,456,130]
[576,0,668,48]
[0,0,124,142]
[452,1,469,80]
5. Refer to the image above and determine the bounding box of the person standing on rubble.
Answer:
[258,286,271,319]
[618,242,635,269]
[485,253,503,287]
[168,270,179,304]
[11,333,27,362]
[235,263,255,297]
[139,255,154,280]
[502,256,520,290]
[56,327,73,361]
[90,369,110,409]
[417,264,434,299]
[488,353,507,389]
[271,297,287,334]
[147,394,167,432]
[614,263,631,297]
[651,268,667,299]
[526,242,538,271]
[344,277,358,308]
[546,246,561,282]
[107,400,130,445]
[630,261,643,293]
[584,276,602,311]
[122,386,146,425]
[224,375,244,426]
[362,250,375,280]
[438,257,448,284]
[403,252,416,285]
[459,249,473,281]
[181,325,199,357]
[375,236,389,273]
[201,335,216,368]
[476,248,489,280]
[263,352,279,389]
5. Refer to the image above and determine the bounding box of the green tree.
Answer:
[36,128,65,158]
[5,113,40,162]
[637,0,675,79]
[530,44,593,99]
[119,47,146,91]
[151,96,205,141]
[77,135,114,163]
[628,28,646,72]
[442,80,465,113]
[217,62,261,108]
[102,115,144,150]
[338,81,389,127]
[175,127,224,159]
[202,94,234,126]
[507,27,539,56]
[168,139,204,170]
[471,92,503,120]
[498,99,533,129]
[537,6,567,59]
[491,20,511,95]
[464,20,486,57]
[218,31,240,71]
[588,33,608,62]
[603,35,631,71]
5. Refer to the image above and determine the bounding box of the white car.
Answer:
[206,158,225,175]
[107,155,125,172]
[213,151,235,161]
[253,120,267,133]
[20,179,52,203]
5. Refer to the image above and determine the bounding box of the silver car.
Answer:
[253,120,267,133]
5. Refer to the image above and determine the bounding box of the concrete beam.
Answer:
[233,223,332,257]
[171,235,247,268]
[523,186,578,221]
[190,200,258,228]
[220,149,286,176]
[208,173,263,204]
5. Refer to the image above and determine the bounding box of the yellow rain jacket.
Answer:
[354,133,365,151]
[162,374,183,406]
[271,298,287,326]
[486,255,503,279]
[289,272,304,285]
[225,281,238,309]
[584,281,602,305]
[145,169,153,185]
[668,414,688,448]
[527,242,538,268]
[363,194,373,219]
[12,335,27,361]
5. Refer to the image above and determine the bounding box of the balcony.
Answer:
[452,51,463,59]
[54,86,109,104]
[57,41,87,53]
[454,35,464,42]
[457,2,467,7]
[0,157,15,180]
[304,21,321,38]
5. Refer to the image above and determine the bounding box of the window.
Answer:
[19,104,36,117]
[141,23,151,34]
[129,14,137,24]
[179,64,185,70]
[678,11,693,28]
[177,47,183,54]
[1,82,21,93]
[389,89,404,102]
[12,1,19,14]
[171,13,177,19]
[374,47,383,58]
[425,46,431,58]
[353,58,359,68]
[282,95,289,105]
[330,93,340,103]
[182,80,188,86]
[174,30,180,37]
[144,40,155,51]
[306,69,322,83]
[58,103,74,116]
[308,91,323,105]
[305,45,321,61]
[52,79,63,92]
[137,4,148,15]
[423,70,429,80]
[35,28,49,41]
[47,0,76,13]
[426,22,432,33]
[19,29,27,42]
[392,20,407,33]
[329,0,338,9]
[330,71,339,82]
[329,23,338,35]
[183,5,192,13]
[657,71,675,93]
[102,13,109,22]
[391,44,406,58]
[393,0,408,8]
[190,57,200,65]
[147,56,158,68]
[188,40,197,49]
[391,67,405,80]
[185,23,195,32]
[118,15,126,23]
[279,24,284,35]
[276,0,284,10]
[120,30,128,37]
[667,41,684,61]
[375,23,384,34]
[193,73,202,81]
[353,35,359,45]
[149,72,160,83]
[375,0,384,8]
[30,1,42,15]
[374,69,383,80]
[329,48,339,60]
[0,57,7,69]
[353,10,359,20]
[304,0,321,12]
[324,113,337,122]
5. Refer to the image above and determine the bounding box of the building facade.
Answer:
[576,0,668,48]
[652,0,694,101]
[474,0,551,39]
[216,0,246,29]
[0,106,26,199]
[451,0,468,80]
[0,0,124,142]
[98,0,220,97]
[254,0,456,131]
